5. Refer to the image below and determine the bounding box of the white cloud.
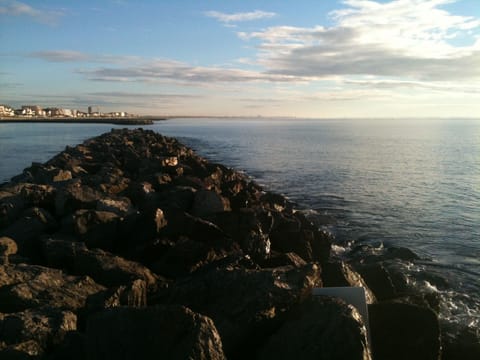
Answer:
[205,10,276,24]
[240,0,480,81]
[0,0,63,24]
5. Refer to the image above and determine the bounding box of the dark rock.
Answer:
[383,246,420,261]
[442,326,480,360]
[42,238,159,288]
[54,183,103,216]
[0,263,104,313]
[95,196,133,216]
[322,261,376,304]
[164,209,230,243]
[73,209,120,251]
[260,251,307,268]
[0,307,77,349]
[355,263,396,301]
[260,191,292,212]
[258,296,371,360]
[0,237,18,264]
[0,193,26,229]
[0,340,44,359]
[191,190,230,217]
[210,209,271,260]
[47,331,85,360]
[85,279,147,310]
[369,302,441,360]
[150,237,237,278]
[161,264,322,357]
[0,208,57,260]
[85,305,225,360]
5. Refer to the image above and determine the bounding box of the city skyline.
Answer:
[1,0,480,118]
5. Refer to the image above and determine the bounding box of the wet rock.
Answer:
[369,302,440,360]
[322,261,376,304]
[258,296,371,360]
[442,326,480,360]
[355,263,397,301]
[160,264,322,357]
[85,305,225,360]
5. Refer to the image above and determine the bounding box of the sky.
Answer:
[1,0,480,118]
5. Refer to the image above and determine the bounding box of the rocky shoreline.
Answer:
[0,117,161,125]
[0,128,477,359]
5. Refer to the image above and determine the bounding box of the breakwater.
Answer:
[0,128,477,359]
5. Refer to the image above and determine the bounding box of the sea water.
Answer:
[1,118,479,329]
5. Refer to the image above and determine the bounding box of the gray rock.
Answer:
[85,305,225,360]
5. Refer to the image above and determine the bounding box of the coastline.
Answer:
[0,116,166,125]
[0,128,477,359]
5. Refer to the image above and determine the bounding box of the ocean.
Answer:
[1,118,479,329]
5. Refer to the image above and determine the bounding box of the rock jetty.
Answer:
[0,128,469,359]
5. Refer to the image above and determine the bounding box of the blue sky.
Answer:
[1,0,479,117]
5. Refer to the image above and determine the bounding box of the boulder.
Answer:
[73,209,120,251]
[54,183,103,216]
[258,296,371,360]
[0,340,44,359]
[322,261,376,304]
[369,303,441,360]
[0,263,105,313]
[0,208,57,260]
[85,305,225,360]
[210,209,271,260]
[161,263,322,357]
[0,237,17,264]
[42,239,159,288]
[355,263,396,301]
[0,194,26,229]
[0,307,77,349]
[191,190,230,217]
[260,251,307,268]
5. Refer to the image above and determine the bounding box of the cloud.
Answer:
[28,50,143,64]
[240,0,480,81]
[76,58,303,84]
[29,50,90,62]
[205,10,276,24]
[0,0,64,24]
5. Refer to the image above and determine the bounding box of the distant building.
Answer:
[21,105,45,116]
[0,104,15,116]
[88,106,93,114]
